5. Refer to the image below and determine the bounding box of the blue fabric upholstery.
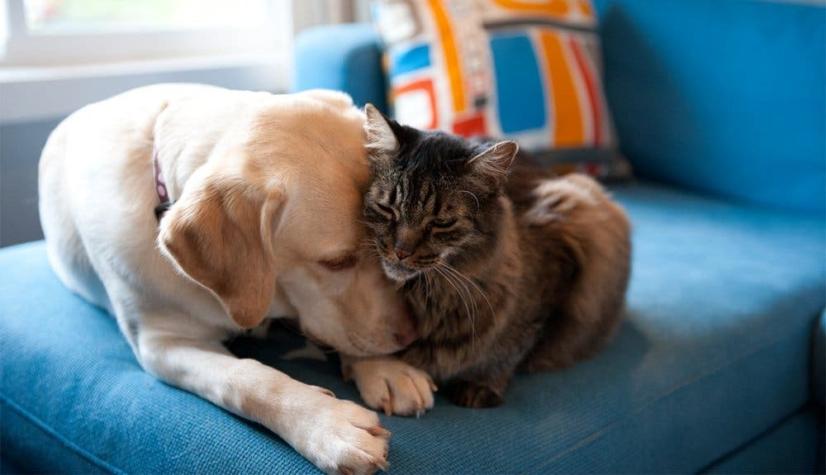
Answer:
[293,24,387,112]
[0,452,23,475]
[592,0,826,212]
[815,309,826,405]
[2,182,823,473]
[703,406,824,474]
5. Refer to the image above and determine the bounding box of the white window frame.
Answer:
[0,0,297,125]
[0,0,292,66]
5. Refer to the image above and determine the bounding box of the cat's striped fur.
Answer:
[361,105,631,408]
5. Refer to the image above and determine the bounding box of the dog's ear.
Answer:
[158,170,285,329]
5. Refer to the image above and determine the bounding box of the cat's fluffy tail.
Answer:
[519,174,632,372]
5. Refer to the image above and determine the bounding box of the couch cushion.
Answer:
[1,182,823,473]
[594,0,826,212]
[703,406,823,474]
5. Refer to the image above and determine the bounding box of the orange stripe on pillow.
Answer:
[569,37,601,147]
[492,0,569,17]
[540,31,584,148]
[576,0,594,19]
[427,0,465,113]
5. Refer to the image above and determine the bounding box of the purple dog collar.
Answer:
[153,148,171,220]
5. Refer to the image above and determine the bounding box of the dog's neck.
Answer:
[152,147,172,219]
[152,109,236,205]
[152,142,211,205]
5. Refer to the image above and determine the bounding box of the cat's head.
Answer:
[361,103,519,282]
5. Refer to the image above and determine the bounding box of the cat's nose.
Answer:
[394,228,418,261]
[394,247,412,261]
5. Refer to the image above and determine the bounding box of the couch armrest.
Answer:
[814,308,825,406]
[292,23,388,112]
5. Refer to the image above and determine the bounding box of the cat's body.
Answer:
[345,105,631,411]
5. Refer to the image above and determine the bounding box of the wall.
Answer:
[0,117,61,246]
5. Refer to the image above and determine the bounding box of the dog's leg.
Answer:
[137,330,390,475]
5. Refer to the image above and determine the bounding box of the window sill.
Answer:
[0,52,291,125]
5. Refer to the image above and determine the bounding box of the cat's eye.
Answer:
[431,218,458,229]
[319,254,358,271]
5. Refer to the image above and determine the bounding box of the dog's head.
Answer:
[158,91,415,356]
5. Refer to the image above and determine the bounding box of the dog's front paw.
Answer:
[287,385,390,475]
[345,357,436,417]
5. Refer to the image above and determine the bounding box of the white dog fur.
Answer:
[38,84,418,474]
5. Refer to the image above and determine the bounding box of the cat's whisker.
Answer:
[439,264,489,354]
[428,272,436,306]
[440,268,475,346]
[356,238,389,263]
[441,262,495,321]
[434,264,477,348]
[359,247,381,261]
[422,269,433,304]
[358,238,379,251]
[433,266,464,315]
[440,265,479,338]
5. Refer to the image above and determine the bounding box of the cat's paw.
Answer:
[445,381,504,408]
[345,357,437,417]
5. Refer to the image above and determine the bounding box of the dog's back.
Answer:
[39,84,220,313]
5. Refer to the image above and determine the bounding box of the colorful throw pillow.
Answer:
[372,0,630,179]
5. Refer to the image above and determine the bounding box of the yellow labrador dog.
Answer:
[38,84,417,474]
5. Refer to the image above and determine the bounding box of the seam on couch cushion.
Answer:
[1,393,125,475]
[535,322,813,470]
[697,403,818,473]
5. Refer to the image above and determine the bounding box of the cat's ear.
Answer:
[468,141,519,183]
[363,103,399,159]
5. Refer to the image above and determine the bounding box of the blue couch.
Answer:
[2,1,824,473]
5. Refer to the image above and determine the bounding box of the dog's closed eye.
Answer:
[319,254,358,271]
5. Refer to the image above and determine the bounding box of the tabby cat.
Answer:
[343,105,631,412]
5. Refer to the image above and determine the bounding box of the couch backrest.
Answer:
[594,0,825,212]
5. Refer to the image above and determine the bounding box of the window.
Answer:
[24,0,270,33]
[0,0,291,65]
[0,0,296,125]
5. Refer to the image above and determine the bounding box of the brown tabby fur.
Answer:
[362,105,631,408]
